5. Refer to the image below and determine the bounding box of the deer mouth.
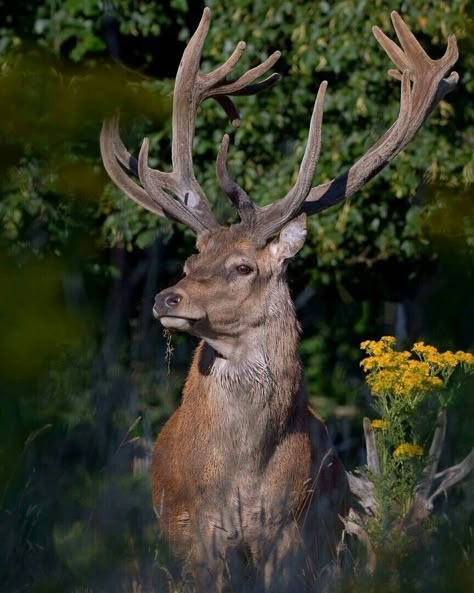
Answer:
[160,316,198,330]
[153,307,202,331]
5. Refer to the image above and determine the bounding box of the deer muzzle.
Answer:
[153,288,205,331]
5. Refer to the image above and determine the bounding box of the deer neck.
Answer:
[184,284,306,445]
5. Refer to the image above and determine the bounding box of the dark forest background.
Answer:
[0,1,473,592]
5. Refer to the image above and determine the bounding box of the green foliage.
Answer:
[1,0,189,60]
[0,46,174,253]
[1,0,472,267]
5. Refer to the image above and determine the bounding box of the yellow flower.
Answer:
[365,360,442,398]
[361,338,473,398]
[371,419,390,430]
[360,341,410,380]
[412,342,445,366]
[413,343,469,371]
[455,351,474,366]
[441,351,459,368]
[380,336,397,346]
[398,362,443,397]
[393,443,424,458]
[366,369,400,396]
[378,351,411,369]
[412,342,432,354]
[360,336,396,357]
[360,356,379,372]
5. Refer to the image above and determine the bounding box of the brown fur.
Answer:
[151,225,348,592]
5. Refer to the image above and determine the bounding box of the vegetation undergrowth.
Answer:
[355,336,474,570]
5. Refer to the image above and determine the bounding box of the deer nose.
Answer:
[155,289,185,313]
[165,293,182,308]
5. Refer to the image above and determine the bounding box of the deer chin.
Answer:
[159,316,197,331]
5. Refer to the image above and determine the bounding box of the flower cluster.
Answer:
[413,342,474,371]
[455,351,474,365]
[360,335,397,357]
[393,443,424,459]
[360,337,474,398]
[359,337,472,553]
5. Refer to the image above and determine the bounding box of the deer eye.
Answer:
[236,264,253,275]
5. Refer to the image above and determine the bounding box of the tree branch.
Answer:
[346,471,378,518]
[341,515,377,574]
[416,408,447,500]
[428,448,474,509]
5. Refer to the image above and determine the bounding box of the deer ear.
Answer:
[269,214,307,262]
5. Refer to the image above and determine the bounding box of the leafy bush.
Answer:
[356,336,474,562]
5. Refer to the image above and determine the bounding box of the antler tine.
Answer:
[286,81,328,203]
[210,51,281,96]
[203,50,281,128]
[250,81,328,241]
[214,96,242,128]
[100,118,165,218]
[303,12,459,216]
[109,114,187,200]
[164,7,220,232]
[372,26,409,72]
[216,134,256,223]
[206,40,247,86]
[391,11,427,61]
[170,7,210,182]
[229,73,281,97]
[212,71,281,128]
[107,115,139,177]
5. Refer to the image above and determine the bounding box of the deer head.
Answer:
[152,218,307,361]
[100,8,458,361]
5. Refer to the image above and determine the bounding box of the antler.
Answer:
[219,11,458,244]
[100,7,281,235]
[302,11,458,215]
[101,10,459,244]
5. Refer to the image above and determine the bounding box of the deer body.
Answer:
[100,7,458,591]
[151,252,347,589]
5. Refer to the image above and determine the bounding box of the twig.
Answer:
[346,471,377,518]
[416,408,447,500]
[363,417,381,476]
[340,515,376,574]
[163,329,175,374]
[24,424,53,450]
[428,448,474,509]
[110,415,142,462]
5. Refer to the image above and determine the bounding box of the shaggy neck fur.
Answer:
[182,282,306,462]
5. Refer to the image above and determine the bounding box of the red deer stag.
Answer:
[100,8,458,592]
